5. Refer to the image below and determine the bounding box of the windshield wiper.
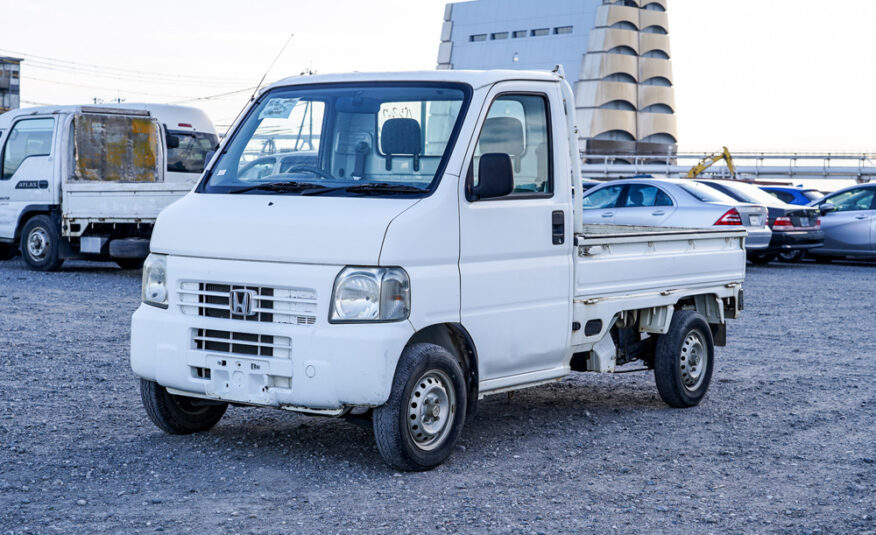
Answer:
[301,182,428,197]
[227,181,327,194]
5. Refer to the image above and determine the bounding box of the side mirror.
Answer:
[472,153,514,200]
[203,150,216,169]
[819,202,836,215]
[166,134,180,149]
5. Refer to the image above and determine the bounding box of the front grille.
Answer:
[192,328,292,359]
[178,281,317,325]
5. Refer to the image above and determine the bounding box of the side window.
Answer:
[826,189,875,212]
[623,184,673,207]
[583,185,624,209]
[2,118,55,180]
[472,94,551,195]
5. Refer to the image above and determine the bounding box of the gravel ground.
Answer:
[1,256,874,535]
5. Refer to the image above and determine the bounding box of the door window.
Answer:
[583,185,624,209]
[2,118,54,180]
[471,94,551,195]
[623,184,673,207]
[825,188,875,212]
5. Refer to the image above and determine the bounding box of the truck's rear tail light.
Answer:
[714,208,742,226]
[772,216,794,229]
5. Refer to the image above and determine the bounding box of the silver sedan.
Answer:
[581,178,772,250]
[807,183,876,261]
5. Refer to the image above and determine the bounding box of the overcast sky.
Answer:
[2,0,875,152]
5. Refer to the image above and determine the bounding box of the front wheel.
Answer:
[373,343,467,471]
[20,215,63,271]
[654,310,715,408]
[139,379,227,434]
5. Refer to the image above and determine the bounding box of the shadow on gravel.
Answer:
[123,377,670,473]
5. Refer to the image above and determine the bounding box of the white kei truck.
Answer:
[0,103,217,270]
[131,70,746,471]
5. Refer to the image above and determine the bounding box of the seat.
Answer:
[628,189,645,207]
[380,118,421,172]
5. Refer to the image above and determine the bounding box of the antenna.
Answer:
[249,33,295,102]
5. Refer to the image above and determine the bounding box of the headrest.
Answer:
[479,117,524,156]
[381,118,421,156]
[629,189,644,206]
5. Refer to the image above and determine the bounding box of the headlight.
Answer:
[330,267,410,322]
[141,254,168,309]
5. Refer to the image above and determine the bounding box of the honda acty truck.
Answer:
[131,70,746,470]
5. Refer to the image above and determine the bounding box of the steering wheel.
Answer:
[283,165,336,181]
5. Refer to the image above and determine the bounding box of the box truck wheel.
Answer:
[653,310,714,408]
[20,215,63,271]
[139,379,227,434]
[373,343,467,471]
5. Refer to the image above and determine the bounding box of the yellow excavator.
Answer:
[687,146,737,179]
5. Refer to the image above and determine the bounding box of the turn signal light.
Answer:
[714,208,743,226]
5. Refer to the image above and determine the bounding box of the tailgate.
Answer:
[575,226,746,299]
[62,182,194,221]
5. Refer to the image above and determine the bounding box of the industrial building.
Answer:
[0,56,22,113]
[437,0,677,157]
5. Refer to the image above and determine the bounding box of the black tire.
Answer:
[139,379,227,434]
[0,242,16,261]
[373,343,467,471]
[777,250,804,263]
[747,252,776,265]
[116,258,145,270]
[654,310,715,408]
[20,215,63,271]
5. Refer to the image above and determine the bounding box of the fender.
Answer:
[14,205,59,240]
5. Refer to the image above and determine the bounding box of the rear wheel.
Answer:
[747,252,776,265]
[373,343,467,471]
[139,379,227,434]
[654,310,715,408]
[20,215,63,271]
[115,258,144,270]
[777,250,804,263]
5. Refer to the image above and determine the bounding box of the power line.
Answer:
[0,48,251,85]
[20,59,245,88]
[24,75,202,100]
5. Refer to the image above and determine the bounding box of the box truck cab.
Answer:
[131,70,746,470]
[0,103,217,269]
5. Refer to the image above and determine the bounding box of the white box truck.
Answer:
[0,103,217,270]
[130,70,746,470]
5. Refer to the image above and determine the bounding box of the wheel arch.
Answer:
[14,204,59,240]
[406,323,479,417]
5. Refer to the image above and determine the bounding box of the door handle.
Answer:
[601,212,614,218]
[552,210,565,245]
[855,215,868,220]
[652,210,665,216]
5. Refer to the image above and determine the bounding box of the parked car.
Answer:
[760,185,824,206]
[580,178,772,250]
[581,180,602,191]
[806,183,876,261]
[696,180,823,264]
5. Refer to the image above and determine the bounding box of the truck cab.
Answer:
[0,103,217,269]
[130,70,746,470]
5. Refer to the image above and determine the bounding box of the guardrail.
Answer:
[581,152,876,182]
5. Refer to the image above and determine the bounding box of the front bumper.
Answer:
[130,256,414,412]
[767,229,824,251]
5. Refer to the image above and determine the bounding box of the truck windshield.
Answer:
[201,83,470,197]
[167,131,219,174]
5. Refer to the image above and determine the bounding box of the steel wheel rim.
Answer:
[680,330,707,391]
[407,369,456,451]
[27,228,50,260]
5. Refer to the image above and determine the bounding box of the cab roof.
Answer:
[265,69,564,93]
[0,102,216,133]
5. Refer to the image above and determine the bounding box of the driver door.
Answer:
[0,117,57,240]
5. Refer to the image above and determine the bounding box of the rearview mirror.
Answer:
[472,153,513,200]
[819,202,836,215]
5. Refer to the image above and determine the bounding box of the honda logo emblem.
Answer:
[230,289,257,317]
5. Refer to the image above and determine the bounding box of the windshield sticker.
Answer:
[259,98,299,120]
